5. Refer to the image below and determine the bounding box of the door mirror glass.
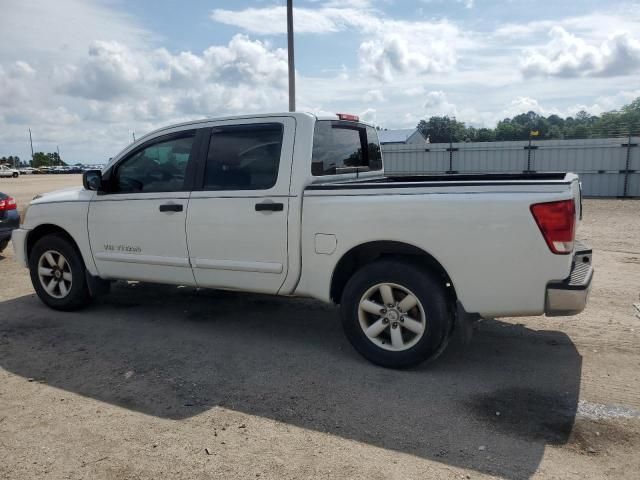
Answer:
[83,169,103,191]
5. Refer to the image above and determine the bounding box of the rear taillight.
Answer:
[0,196,17,211]
[530,199,575,254]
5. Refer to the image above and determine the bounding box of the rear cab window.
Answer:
[311,121,382,176]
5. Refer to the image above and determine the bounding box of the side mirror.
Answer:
[83,169,103,191]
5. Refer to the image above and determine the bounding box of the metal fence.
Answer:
[382,137,640,197]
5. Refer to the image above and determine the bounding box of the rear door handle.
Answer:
[255,202,284,212]
[159,203,183,212]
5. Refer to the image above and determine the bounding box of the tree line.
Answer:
[0,155,21,168]
[0,152,67,168]
[416,97,640,143]
[31,152,67,168]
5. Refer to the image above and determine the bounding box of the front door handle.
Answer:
[159,203,183,212]
[255,202,284,212]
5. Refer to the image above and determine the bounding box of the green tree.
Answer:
[474,128,496,142]
[417,116,467,143]
[416,96,640,142]
[32,152,49,168]
[31,151,67,168]
[0,155,21,167]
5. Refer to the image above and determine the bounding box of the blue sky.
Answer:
[1,0,640,163]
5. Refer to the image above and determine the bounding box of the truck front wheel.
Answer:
[29,234,92,311]
[340,260,451,368]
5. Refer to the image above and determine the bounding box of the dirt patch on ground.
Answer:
[466,387,577,444]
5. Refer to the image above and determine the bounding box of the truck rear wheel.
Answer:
[29,234,92,311]
[340,259,450,368]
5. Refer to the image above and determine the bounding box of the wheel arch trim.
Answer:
[26,223,99,276]
[329,240,459,307]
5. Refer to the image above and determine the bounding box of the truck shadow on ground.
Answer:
[0,282,583,479]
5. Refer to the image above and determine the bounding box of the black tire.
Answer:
[0,239,8,253]
[12,172,19,178]
[29,233,92,311]
[340,259,451,368]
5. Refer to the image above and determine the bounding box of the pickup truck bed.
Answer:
[298,171,586,319]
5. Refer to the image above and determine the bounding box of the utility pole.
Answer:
[622,130,635,198]
[525,129,539,172]
[29,128,34,166]
[527,131,532,171]
[445,117,458,174]
[132,132,136,143]
[287,0,295,112]
[57,145,61,166]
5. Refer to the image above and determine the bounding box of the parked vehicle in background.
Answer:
[19,167,37,175]
[0,192,19,253]
[0,165,20,178]
[11,112,593,368]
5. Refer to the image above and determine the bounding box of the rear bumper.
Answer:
[0,209,20,242]
[10,228,29,267]
[545,242,593,317]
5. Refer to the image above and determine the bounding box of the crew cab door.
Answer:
[186,117,294,294]
[88,129,201,285]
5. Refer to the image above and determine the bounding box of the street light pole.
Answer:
[29,128,34,166]
[287,0,295,112]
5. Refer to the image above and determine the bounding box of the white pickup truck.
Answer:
[0,165,20,178]
[12,112,593,367]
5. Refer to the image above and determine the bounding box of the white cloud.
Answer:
[0,62,36,107]
[359,108,377,124]
[359,32,456,81]
[423,91,458,116]
[564,90,640,116]
[44,34,286,110]
[521,27,640,77]
[210,5,467,82]
[57,41,143,100]
[0,0,152,61]
[494,13,640,43]
[501,96,550,118]
[210,6,359,35]
[363,89,385,102]
[421,0,474,10]
[0,28,289,162]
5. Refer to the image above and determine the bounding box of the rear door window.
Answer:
[203,123,284,190]
[311,121,382,176]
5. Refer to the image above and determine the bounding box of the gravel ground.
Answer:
[0,175,639,480]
